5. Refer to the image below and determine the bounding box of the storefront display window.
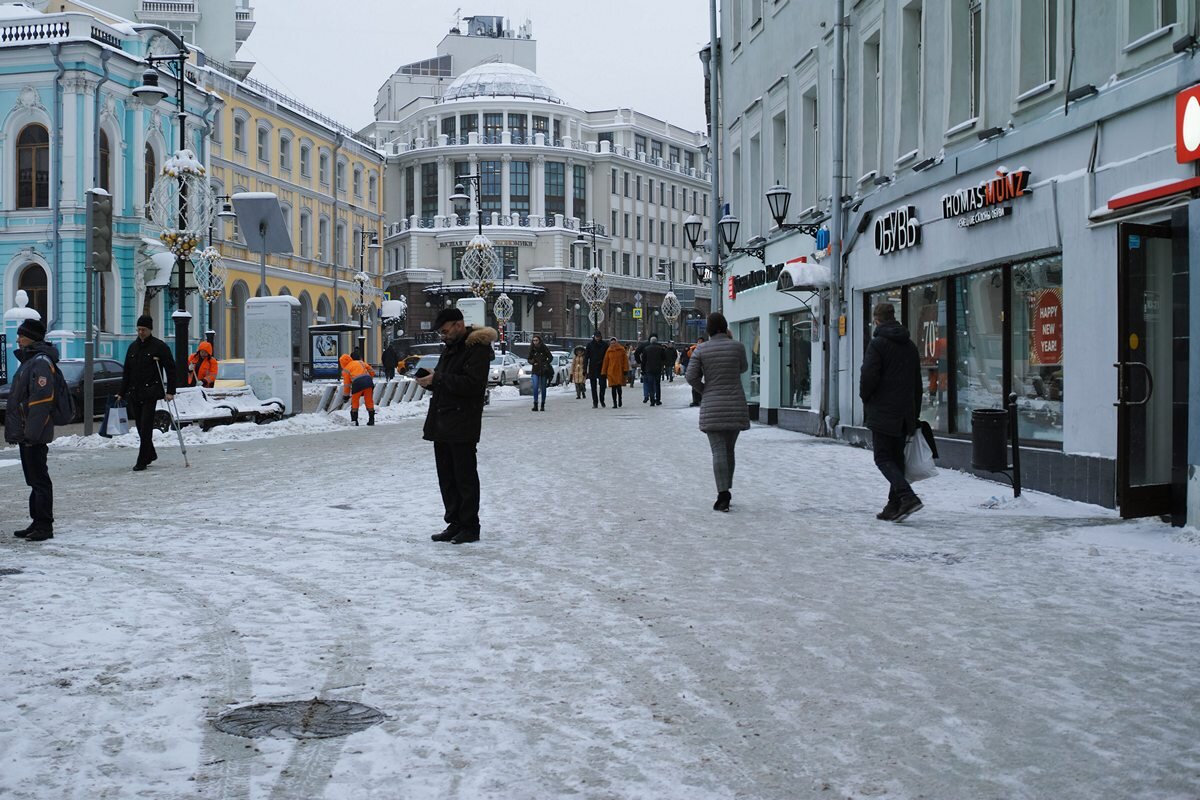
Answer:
[737,319,761,403]
[1010,256,1064,442]
[907,282,948,432]
[780,311,813,408]
[954,268,1005,432]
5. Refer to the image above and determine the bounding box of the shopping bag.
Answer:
[99,397,130,438]
[904,431,938,482]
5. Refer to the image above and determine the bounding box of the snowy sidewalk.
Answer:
[2,381,1198,799]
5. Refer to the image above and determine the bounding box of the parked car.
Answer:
[0,357,123,424]
[488,352,523,385]
[212,358,245,388]
[550,350,571,386]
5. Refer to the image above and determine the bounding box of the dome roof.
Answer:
[442,63,563,104]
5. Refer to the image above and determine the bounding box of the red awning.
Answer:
[1107,176,1200,210]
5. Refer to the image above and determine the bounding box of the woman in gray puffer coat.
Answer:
[685,312,749,511]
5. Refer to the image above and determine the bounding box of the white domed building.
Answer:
[373,60,712,347]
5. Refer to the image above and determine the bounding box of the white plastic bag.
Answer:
[904,433,938,482]
[99,400,130,438]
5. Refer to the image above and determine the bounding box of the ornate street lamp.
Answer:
[580,265,608,330]
[450,175,499,298]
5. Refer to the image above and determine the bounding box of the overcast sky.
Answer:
[238,1,711,134]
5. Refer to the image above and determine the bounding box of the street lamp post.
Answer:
[449,175,505,347]
[576,220,602,271]
[132,24,202,385]
[355,229,380,356]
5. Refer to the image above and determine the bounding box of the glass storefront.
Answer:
[865,253,1064,444]
[780,311,813,408]
[737,319,761,403]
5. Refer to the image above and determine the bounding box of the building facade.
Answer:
[372,59,712,348]
[715,0,1200,525]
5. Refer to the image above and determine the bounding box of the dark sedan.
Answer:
[0,358,124,424]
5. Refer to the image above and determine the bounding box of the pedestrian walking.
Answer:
[582,330,609,408]
[665,341,679,382]
[117,315,175,472]
[685,314,749,512]
[186,341,218,388]
[859,301,925,522]
[638,335,667,406]
[569,346,587,399]
[633,337,650,403]
[601,336,627,408]
[340,350,376,426]
[527,334,554,411]
[416,307,496,544]
[686,337,706,406]
[381,345,398,381]
[5,318,57,541]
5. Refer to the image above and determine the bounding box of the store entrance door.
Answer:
[1116,223,1180,519]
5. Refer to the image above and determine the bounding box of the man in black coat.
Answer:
[5,318,58,541]
[664,341,679,382]
[638,335,667,406]
[117,314,176,471]
[416,307,496,544]
[859,302,924,521]
[381,345,398,381]
[582,330,609,408]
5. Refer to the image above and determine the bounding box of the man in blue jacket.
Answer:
[5,318,57,541]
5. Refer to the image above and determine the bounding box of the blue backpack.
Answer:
[36,355,76,426]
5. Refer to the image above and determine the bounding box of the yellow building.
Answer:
[200,67,385,364]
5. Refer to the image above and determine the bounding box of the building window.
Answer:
[802,86,819,208]
[319,152,330,185]
[1019,0,1058,93]
[612,210,619,239]
[459,114,478,136]
[908,280,948,431]
[636,175,642,200]
[318,217,329,260]
[510,160,531,218]
[233,116,246,153]
[480,160,502,214]
[781,310,813,408]
[636,216,642,240]
[299,211,311,258]
[483,113,503,142]
[623,213,630,237]
[99,130,111,192]
[369,174,378,205]
[144,144,156,220]
[622,252,631,275]
[861,32,882,176]
[898,2,923,158]
[634,134,647,155]
[1010,256,1064,441]
[300,144,311,177]
[737,319,761,402]
[611,167,618,194]
[685,151,695,171]
[441,116,456,139]
[573,164,587,219]
[17,263,48,321]
[949,0,983,127]
[336,160,347,192]
[335,222,346,266]
[771,112,787,188]
[279,136,292,171]
[453,245,517,280]
[651,140,663,161]
[421,162,439,219]
[545,161,565,217]
[533,115,549,137]
[624,171,630,197]
[17,124,50,208]
[257,126,270,162]
[507,113,527,143]
[353,166,363,197]
[1129,0,1175,41]
[405,166,415,218]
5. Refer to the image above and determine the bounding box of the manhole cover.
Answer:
[0,568,23,577]
[874,552,964,565]
[213,698,384,739]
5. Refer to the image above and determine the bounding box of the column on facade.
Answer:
[501,154,511,216]
[564,158,575,223]
[436,155,448,218]
[526,111,533,142]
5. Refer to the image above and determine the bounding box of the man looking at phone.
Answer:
[416,307,496,544]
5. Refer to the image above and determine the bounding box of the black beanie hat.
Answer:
[136,314,154,330]
[17,318,45,342]
[432,306,464,329]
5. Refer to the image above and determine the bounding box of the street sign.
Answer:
[674,287,697,307]
[632,308,643,319]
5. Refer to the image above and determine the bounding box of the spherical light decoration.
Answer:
[588,307,605,326]
[460,233,500,288]
[661,291,681,323]
[493,292,514,325]
[579,266,609,306]
[149,150,216,256]
[192,247,227,302]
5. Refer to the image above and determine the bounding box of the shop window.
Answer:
[781,311,813,409]
[737,319,761,403]
[907,281,949,432]
[1011,256,1064,442]
[953,268,1006,431]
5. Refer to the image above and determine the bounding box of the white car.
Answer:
[550,350,571,386]
[488,352,523,385]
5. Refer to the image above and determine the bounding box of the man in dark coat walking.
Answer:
[859,302,924,521]
[582,330,609,408]
[416,307,496,544]
[637,335,667,406]
[381,345,398,381]
[5,318,58,541]
[118,314,176,471]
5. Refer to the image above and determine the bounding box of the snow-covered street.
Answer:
[2,381,1199,799]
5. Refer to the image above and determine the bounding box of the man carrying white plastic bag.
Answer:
[99,396,130,438]
[859,301,926,522]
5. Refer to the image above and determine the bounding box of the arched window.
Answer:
[18,263,48,321]
[99,130,111,192]
[144,144,156,219]
[17,125,50,208]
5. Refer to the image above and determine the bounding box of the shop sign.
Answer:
[874,205,921,255]
[1176,83,1200,163]
[439,240,532,248]
[728,261,786,300]
[1030,288,1062,366]
[941,167,1031,227]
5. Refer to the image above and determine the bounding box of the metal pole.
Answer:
[827,0,846,434]
[172,49,190,388]
[708,0,722,313]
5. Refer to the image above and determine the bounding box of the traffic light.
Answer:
[86,188,113,272]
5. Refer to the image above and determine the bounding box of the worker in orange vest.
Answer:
[186,341,218,388]
[339,350,376,426]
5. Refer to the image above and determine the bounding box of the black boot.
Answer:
[539,401,545,411]
[532,403,538,411]
[351,410,359,426]
[431,524,460,542]
[367,409,375,426]
[25,525,53,542]
[13,523,35,538]
[713,491,731,512]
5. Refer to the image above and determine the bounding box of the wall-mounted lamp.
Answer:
[911,156,938,173]
[977,126,1005,141]
[872,175,892,186]
[1066,84,1098,103]
[1174,33,1198,53]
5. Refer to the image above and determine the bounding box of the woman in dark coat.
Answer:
[685,312,749,511]
[527,335,554,411]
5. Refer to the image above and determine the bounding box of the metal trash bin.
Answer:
[747,402,760,422]
[971,408,1009,471]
